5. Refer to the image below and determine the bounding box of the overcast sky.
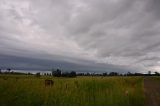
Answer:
[0,0,160,73]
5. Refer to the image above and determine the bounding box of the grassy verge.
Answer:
[0,75,145,106]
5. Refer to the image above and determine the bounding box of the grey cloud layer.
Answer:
[0,0,160,72]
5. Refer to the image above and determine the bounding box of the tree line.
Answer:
[0,68,160,77]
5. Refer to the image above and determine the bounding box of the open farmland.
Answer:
[0,75,144,106]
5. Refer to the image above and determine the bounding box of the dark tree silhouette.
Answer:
[109,72,118,76]
[35,72,41,77]
[127,72,133,76]
[61,71,76,77]
[70,71,76,77]
[148,71,151,76]
[7,68,11,72]
[155,71,160,76]
[52,69,61,77]
[103,72,108,76]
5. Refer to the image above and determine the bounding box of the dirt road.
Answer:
[144,77,160,106]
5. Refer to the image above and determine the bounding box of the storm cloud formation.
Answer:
[0,0,160,73]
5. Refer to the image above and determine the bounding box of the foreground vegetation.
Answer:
[151,76,160,81]
[0,75,144,106]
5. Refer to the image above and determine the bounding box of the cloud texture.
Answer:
[0,0,160,73]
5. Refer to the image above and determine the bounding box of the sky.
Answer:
[0,0,160,73]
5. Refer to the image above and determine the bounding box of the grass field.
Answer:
[0,75,145,106]
[151,76,160,81]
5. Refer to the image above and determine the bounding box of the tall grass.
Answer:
[0,75,144,106]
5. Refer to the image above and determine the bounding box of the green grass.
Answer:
[0,75,145,106]
[150,76,160,81]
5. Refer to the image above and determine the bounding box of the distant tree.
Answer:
[103,72,108,76]
[70,71,76,77]
[109,72,118,76]
[0,69,1,74]
[61,71,76,77]
[119,74,123,76]
[27,72,32,75]
[7,68,11,72]
[77,73,84,76]
[52,69,61,77]
[134,73,143,76]
[154,71,160,76]
[35,72,41,77]
[86,73,90,76]
[61,72,68,77]
[127,72,133,76]
[148,71,151,76]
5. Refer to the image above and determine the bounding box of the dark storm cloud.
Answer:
[0,54,133,73]
[0,0,160,73]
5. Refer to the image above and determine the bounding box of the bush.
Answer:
[35,72,41,77]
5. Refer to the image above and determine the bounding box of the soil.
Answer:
[144,77,160,106]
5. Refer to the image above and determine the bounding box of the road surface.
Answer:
[144,77,160,106]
